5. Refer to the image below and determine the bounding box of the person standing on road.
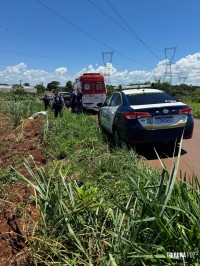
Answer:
[42,94,51,110]
[77,88,84,113]
[70,88,77,113]
[52,92,64,118]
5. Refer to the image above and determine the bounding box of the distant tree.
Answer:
[65,80,73,92]
[151,81,174,94]
[195,87,200,94]
[193,87,200,103]
[106,85,115,96]
[12,84,26,95]
[23,82,30,86]
[35,84,46,95]
[47,81,60,91]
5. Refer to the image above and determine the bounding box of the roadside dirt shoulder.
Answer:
[0,113,46,266]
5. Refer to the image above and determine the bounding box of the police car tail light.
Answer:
[122,111,152,119]
[179,107,192,115]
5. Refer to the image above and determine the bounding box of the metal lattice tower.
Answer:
[163,46,177,84]
[102,51,113,85]
[178,76,187,84]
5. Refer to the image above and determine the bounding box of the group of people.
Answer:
[42,88,84,118]
[70,88,84,113]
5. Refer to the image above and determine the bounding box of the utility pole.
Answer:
[102,51,114,85]
[163,46,177,84]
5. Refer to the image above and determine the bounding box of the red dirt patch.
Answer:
[0,113,46,265]
[0,117,46,169]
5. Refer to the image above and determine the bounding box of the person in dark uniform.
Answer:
[52,92,64,118]
[42,94,51,110]
[70,88,77,113]
[77,88,84,113]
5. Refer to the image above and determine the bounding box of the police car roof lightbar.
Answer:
[117,83,152,91]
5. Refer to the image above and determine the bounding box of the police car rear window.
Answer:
[126,92,178,105]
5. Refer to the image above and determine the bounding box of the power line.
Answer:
[88,0,162,61]
[105,0,163,60]
[0,49,65,59]
[35,0,153,68]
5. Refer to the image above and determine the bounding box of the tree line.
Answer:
[5,80,200,103]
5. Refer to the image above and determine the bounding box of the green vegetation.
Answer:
[0,91,43,126]
[46,80,73,93]
[0,90,200,265]
[184,101,200,119]
[12,112,200,264]
[14,158,200,265]
[4,100,43,126]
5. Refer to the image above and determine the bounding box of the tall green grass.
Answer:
[3,100,43,126]
[0,92,43,126]
[185,101,200,119]
[13,154,200,265]
[11,109,200,265]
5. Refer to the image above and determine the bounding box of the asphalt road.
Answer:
[135,119,200,179]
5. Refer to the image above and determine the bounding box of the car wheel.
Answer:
[114,128,123,147]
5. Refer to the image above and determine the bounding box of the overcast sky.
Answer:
[0,0,200,86]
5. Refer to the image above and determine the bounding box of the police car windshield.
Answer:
[126,92,178,105]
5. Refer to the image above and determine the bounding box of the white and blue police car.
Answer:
[98,85,194,146]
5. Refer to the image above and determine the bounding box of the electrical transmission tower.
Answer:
[163,46,177,84]
[178,75,187,84]
[102,51,113,85]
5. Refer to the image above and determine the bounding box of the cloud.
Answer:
[1,53,200,86]
[4,63,27,74]
[170,53,200,84]
[23,69,48,76]
[55,67,67,75]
